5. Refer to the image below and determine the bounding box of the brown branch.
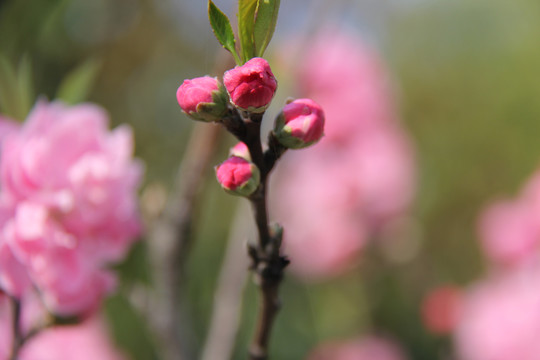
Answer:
[9,297,22,360]
[222,113,288,360]
[147,122,221,360]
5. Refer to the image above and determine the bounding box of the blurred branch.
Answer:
[9,296,22,360]
[146,122,221,360]
[201,202,252,360]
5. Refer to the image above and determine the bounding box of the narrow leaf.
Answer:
[254,0,280,57]
[0,55,20,120]
[56,58,101,105]
[208,0,241,64]
[238,0,258,62]
[16,56,34,119]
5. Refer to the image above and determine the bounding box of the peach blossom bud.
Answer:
[223,57,277,113]
[229,142,251,161]
[274,98,325,149]
[176,76,229,122]
[215,156,260,196]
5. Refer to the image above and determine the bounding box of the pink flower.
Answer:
[0,116,18,143]
[283,29,398,143]
[215,156,260,197]
[223,57,277,112]
[271,151,368,279]
[270,28,415,280]
[454,265,540,360]
[478,199,540,267]
[176,76,229,122]
[307,336,408,360]
[0,239,31,298]
[1,101,142,262]
[274,98,325,149]
[421,285,462,335]
[20,317,127,360]
[0,100,142,315]
[4,205,116,315]
[477,169,540,268]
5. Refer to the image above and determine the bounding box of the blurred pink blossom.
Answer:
[0,100,142,315]
[478,199,540,267]
[478,170,540,267]
[454,265,540,360]
[20,317,127,360]
[421,285,462,335]
[0,116,18,144]
[0,293,126,360]
[296,30,399,142]
[271,28,415,280]
[307,336,408,360]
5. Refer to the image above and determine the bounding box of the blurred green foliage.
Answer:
[2,0,540,359]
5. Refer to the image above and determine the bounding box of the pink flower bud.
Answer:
[229,142,251,161]
[215,156,260,197]
[274,98,325,149]
[223,57,277,113]
[176,76,229,122]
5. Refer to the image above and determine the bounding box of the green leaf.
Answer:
[0,56,18,119]
[208,0,241,65]
[0,55,33,121]
[254,0,280,57]
[238,0,258,62]
[16,56,34,119]
[56,58,101,105]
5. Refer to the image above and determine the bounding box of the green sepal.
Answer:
[272,113,321,149]
[188,82,229,122]
[222,161,260,197]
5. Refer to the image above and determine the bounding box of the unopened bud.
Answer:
[274,98,325,149]
[215,156,260,196]
[229,142,251,161]
[176,76,229,122]
[223,57,277,113]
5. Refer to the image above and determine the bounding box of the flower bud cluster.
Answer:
[176,57,325,196]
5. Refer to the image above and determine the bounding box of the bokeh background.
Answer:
[2,0,540,359]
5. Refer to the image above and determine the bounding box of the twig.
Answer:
[6,289,79,359]
[201,202,253,360]
[223,111,289,360]
[9,296,22,360]
[147,122,222,360]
